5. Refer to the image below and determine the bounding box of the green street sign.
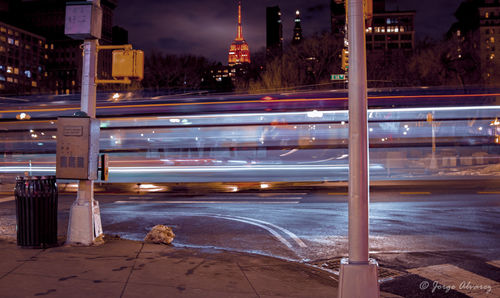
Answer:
[331,74,346,81]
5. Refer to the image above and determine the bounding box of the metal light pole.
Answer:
[66,0,103,245]
[338,0,379,296]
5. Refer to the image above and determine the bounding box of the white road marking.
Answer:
[212,215,293,249]
[231,215,307,248]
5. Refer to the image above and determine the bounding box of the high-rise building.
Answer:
[0,21,52,94]
[228,1,251,66]
[331,0,415,53]
[1,0,118,95]
[266,6,283,58]
[292,10,303,44]
[478,0,500,85]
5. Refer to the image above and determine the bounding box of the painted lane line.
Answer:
[400,192,431,195]
[231,215,307,248]
[212,215,293,249]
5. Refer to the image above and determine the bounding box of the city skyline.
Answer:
[114,0,463,63]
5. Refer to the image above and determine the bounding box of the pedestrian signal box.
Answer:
[56,116,100,180]
[112,49,144,80]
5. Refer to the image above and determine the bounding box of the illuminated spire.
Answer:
[228,0,251,65]
[292,9,303,44]
[236,1,243,41]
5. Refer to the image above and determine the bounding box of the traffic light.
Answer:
[364,0,373,26]
[341,48,349,71]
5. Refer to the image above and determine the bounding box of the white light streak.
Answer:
[279,149,298,157]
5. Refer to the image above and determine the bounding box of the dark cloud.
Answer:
[115,0,462,63]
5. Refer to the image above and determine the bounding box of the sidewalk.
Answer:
[0,237,338,298]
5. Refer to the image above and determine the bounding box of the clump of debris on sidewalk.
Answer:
[144,225,175,245]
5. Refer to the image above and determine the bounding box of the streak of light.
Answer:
[280,149,299,157]
[0,164,384,174]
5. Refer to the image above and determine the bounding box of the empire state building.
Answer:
[228,1,251,66]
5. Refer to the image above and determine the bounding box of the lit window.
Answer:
[0,27,5,33]
[0,46,4,52]
[0,83,3,89]
[50,44,54,50]
[0,36,5,42]
[14,68,19,75]
[0,75,5,81]
[7,38,13,44]
[14,40,19,46]
[7,29,12,35]
[45,44,48,49]
[7,66,13,73]
[7,77,13,82]
[14,78,18,83]
[32,81,37,87]
[25,44,30,50]
[486,12,489,18]
[457,30,461,37]
[490,37,495,43]
[490,53,495,60]
[25,70,31,78]
[71,80,75,86]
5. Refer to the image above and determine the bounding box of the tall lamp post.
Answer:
[338,0,380,297]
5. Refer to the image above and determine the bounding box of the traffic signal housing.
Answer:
[341,48,349,71]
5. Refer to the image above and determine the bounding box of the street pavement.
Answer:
[0,236,499,297]
[1,186,500,297]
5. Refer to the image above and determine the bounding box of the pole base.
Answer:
[66,201,94,245]
[66,200,103,246]
[338,258,380,298]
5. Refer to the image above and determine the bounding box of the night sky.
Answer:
[114,0,463,64]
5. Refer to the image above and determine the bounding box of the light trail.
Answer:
[1,92,499,114]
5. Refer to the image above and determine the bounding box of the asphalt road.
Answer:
[2,185,497,263]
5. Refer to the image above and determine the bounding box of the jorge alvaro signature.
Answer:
[420,280,492,294]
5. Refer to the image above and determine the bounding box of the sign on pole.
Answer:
[331,74,346,80]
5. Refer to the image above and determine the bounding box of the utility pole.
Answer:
[63,0,103,245]
[338,0,379,297]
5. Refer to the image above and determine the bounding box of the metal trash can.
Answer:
[15,176,58,248]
